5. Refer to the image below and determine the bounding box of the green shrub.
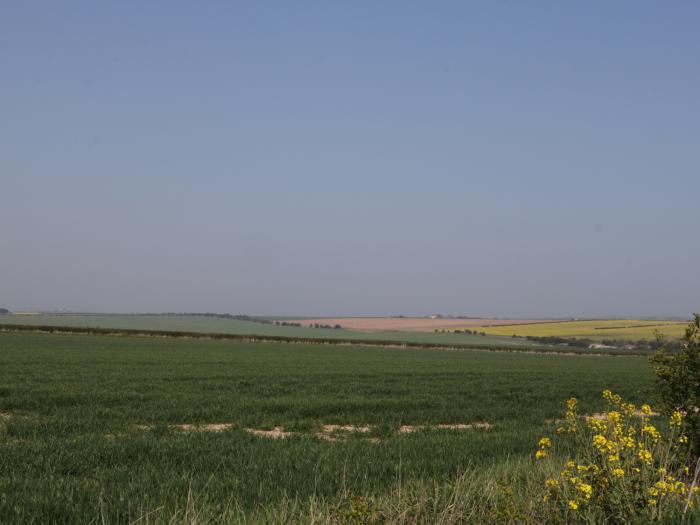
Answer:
[651,314,700,457]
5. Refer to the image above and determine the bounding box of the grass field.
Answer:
[1,313,534,347]
[0,331,656,523]
[472,319,688,341]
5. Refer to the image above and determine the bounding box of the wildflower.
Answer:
[620,436,635,449]
[545,479,559,488]
[642,424,660,442]
[641,404,653,416]
[593,434,607,449]
[612,468,625,478]
[680,435,689,444]
[568,500,579,510]
[608,411,621,423]
[539,437,552,448]
[608,454,619,463]
[535,450,547,460]
[671,410,683,427]
[577,483,593,501]
[638,448,652,465]
[655,480,669,494]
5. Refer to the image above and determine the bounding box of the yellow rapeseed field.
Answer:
[471,319,687,341]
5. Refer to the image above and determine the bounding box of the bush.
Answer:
[535,391,697,523]
[651,314,700,457]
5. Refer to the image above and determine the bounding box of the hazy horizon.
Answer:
[2,3,699,318]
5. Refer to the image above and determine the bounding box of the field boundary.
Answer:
[0,323,651,357]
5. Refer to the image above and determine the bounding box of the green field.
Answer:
[0,331,656,523]
[2,313,533,347]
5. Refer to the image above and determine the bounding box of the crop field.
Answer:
[0,330,656,523]
[1,313,533,347]
[289,317,544,332]
[472,319,688,341]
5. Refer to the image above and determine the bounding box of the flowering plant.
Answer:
[537,390,698,522]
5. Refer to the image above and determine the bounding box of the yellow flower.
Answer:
[567,398,578,411]
[642,424,660,441]
[568,500,579,510]
[655,480,669,493]
[648,498,658,506]
[671,410,683,427]
[608,411,621,422]
[535,450,547,459]
[593,434,607,448]
[577,483,593,500]
[612,468,625,478]
[641,404,653,416]
[608,454,619,463]
[620,436,635,449]
[638,448,652,465]
[539,437,552,448]
[545,479,559,488]
[680,435,689,444]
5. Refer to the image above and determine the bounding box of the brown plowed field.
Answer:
[291,317,546,332]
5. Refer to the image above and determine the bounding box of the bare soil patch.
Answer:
[322,424,371,433]
[399,422,492,433]
[245,427,293,439]
[174,423,234,432]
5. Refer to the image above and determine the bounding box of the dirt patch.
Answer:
[245,427,294,439]
[399,422,491,433]
[322,424,371,433]
[174,423,234,432]
[289,317,545,332]
[436,423,492,430]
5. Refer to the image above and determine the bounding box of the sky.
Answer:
[1,2,699,318]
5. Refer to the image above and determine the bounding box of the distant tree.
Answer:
[0,308,9,314]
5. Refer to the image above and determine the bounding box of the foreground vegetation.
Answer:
[0,331,658,523]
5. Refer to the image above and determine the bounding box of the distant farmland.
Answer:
[472,319,688,341]
[2,313,534,347]
[291,317,544,332]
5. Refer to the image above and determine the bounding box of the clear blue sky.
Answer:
[2,2,699,317]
